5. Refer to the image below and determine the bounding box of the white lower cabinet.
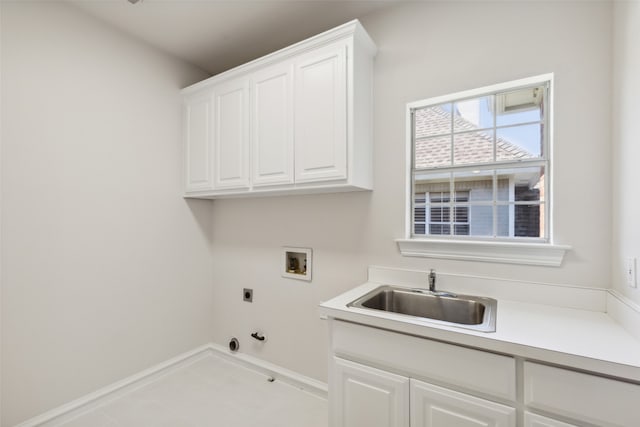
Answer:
[328,320,639,427]
[524,412,578,427]
[523,361,640,427]
[331,356,515,427]
[411,380,516,427]
[332,357,409,427]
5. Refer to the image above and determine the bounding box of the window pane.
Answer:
[496,178,509,202]
[497,123,543,160]
[453,130,494,165]
[415,136,451,168]
[414,103,452,137]
[453,170,493,204]
[496,205,510,237]
[454,224,470,235]
[514,204,544,238]
[452,172,492,237]
[495,85,545,127]
[496,167,545,202]
[415,171,450,184]
[430,224,450,235]
[453,96,494,132]
[413,192,427,236]
[429,192,450,203]
[454,191,469,203]
[454,205,468,222]
[468,205,493,237]
[515,182,543,203]
[430,205,450,222]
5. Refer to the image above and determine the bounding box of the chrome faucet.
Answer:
[428,269,436,292]
[410,269,457,298]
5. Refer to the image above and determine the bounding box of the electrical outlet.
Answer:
[625,258,637,288]
[243,288,253,302]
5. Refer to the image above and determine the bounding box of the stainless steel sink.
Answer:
[348,285,497,332]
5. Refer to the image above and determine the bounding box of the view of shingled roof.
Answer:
[414,106,535,168]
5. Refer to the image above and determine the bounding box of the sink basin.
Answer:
[348,285,497,332]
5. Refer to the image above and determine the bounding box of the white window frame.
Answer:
[397,74,571,266]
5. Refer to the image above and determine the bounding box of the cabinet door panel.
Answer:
[294,41,347,183]
[333,357,409,427]
[214,78,249,189]
[411,380,515,427]
[331,320,516,401]
[524,362,640,427]
[183,93,213,192]
[252,62,294,186]
[524,412,578,427]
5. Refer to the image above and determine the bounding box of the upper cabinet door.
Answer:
[294,41,348,183]
[183,92,214,192]
[213,77,250,189]
[251,62,294,187]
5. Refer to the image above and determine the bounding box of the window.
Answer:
[415,191,470,236]
[398,75,569,266]
[409,76,551,242]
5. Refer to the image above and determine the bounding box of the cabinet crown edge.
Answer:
[181,19,376,95]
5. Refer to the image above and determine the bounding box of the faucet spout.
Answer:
[428,269,436,292]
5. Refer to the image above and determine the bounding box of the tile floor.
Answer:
[59,354,328,427]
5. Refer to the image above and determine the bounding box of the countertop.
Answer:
[319,281,640,382]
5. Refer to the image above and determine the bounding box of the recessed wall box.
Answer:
[282,247,312,281]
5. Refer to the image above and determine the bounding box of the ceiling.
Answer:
[70,0,398,76]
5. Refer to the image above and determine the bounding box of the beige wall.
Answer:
[612,1,640,304]
[0,1,621,424]
[0,2,213,425]
[210,0,613,382]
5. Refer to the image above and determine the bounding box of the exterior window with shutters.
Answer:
[398,75,570,266]
[415,191,470,236]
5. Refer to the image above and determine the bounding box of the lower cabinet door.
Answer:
[332,357,409,427]
[524,412,579,427]
[410,379,516,427]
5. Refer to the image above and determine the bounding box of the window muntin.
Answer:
[410,80,550,241]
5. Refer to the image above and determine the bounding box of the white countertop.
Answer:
[319,281,640,382]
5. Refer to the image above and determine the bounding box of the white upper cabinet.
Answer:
[294,41,347,183]
[183,91,213,192]
[251,61,294,187]
[181,20,376,198]
[213,77,250,190]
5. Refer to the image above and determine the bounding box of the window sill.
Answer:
[396,238,571,267]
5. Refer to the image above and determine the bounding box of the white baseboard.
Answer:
[14,343,327,427]
[14,344,214,427]
[208,343,328,398]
